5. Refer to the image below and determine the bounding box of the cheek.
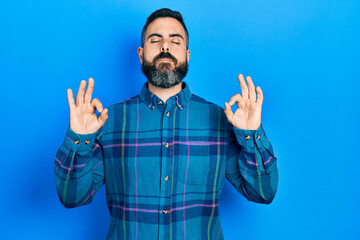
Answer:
[175,51,187,63]
[143,46,159,59]
[143,51,156,63]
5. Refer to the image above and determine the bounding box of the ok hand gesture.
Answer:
[224,74,263,130]
[67,78,108,134]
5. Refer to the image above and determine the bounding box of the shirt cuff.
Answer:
[62,125,98,153]
[233,124,268,149]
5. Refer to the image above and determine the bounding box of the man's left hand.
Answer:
[224,74,263,130]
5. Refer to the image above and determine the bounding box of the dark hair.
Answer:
[141,8,189,49]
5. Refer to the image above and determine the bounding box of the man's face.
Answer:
[138,17,191,88]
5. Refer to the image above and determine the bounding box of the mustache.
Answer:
[153,52,178,65]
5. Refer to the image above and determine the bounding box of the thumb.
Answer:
[224,102,233,123]
[98,108,109,126]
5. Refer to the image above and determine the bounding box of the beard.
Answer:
[141,52,188,89]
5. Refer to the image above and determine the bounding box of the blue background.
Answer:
[1,0,359,239]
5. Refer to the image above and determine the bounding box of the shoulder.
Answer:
[101,95,140,133]
[189,93,225,113]
[189,93,232,131]
[107,94,141,113]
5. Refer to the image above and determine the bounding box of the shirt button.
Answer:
[166,112,170,117]
[165,143,169,148]
[256,135,261,140]
[164,176,169,181]
[245,135,251,140]
[163,209,168,214]
[74,140,79,144]
[158,100,162,105]
[85,140,90,144]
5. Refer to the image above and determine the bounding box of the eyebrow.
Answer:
[147,33,184,41]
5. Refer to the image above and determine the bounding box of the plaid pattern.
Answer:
[55,81,278,240]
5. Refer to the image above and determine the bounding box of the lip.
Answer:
[158,58,172,62]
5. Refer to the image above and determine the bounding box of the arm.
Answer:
[223,74,278,203]
[54,126,105,208]
[225,123,278,204]
[55,77,108,208]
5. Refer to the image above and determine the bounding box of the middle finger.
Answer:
[238,74,249,99]
[84,78,94,103]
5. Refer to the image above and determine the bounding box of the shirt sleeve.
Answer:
[225,123,279,204]
[54,125,105,208]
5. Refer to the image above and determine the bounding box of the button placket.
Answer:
[159,103,175,226]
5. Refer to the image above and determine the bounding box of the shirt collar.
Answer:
[139,81,192,111]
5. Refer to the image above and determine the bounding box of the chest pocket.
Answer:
[177,143,220,186]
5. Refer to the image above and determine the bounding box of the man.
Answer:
[55,8,278,240]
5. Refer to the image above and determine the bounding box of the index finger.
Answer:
[84,77,94,102]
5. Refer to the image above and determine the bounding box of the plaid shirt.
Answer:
[55,81,278,240]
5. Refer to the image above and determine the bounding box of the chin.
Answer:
[157,66,175,73]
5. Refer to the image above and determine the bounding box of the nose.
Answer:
[161,40,170,52]
[161,46,170,52]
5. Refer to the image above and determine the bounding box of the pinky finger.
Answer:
[67,89,76,109]
[256,86,263,104]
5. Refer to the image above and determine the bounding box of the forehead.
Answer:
[146,17,186,38]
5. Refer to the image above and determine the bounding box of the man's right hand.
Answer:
[67,78,108,134]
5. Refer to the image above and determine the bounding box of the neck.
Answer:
[147,81,183,103]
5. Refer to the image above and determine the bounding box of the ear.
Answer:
[186,49,190,62]
[137,47,144,65]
